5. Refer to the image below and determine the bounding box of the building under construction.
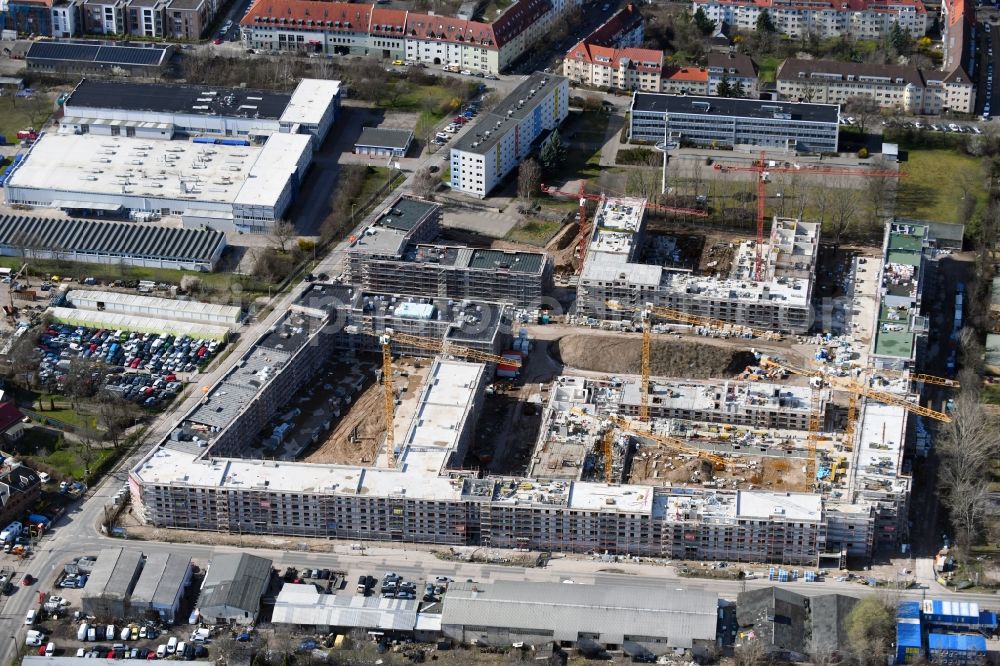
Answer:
[346,196,552,308]
[576,198,819,334]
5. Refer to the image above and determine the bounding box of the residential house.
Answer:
[707,52,758,97]
[692,0,927,40]
[584,2,643,48]
[661,66,709,94]
[164,0,206,40]
[0,464,41,527]
[562,43,664,92]
[126,0,168,37]
[942,0,974,75]
[83,0,126,34]
[51,0,81,36]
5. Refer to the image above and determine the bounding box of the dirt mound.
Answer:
[552,334,756,378]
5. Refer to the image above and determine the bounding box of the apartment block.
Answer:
[692,0,927,40]
[51,0,81,36]
[83,0,126,33]
[707,52,759,97]
[126,0,167,36]
[240,0,575,74]
[562,44,664,92]
[584,2,643,48]
[0,0,53,36]
[942,0,974,75]
[776,59,976,115]
[871,221,928,371]
[164,0,204,39]
[661,66,709,95]
[449,72,569,198]
[575,197,819,334]
[630,93,839,152]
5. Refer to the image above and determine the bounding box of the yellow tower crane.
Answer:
[640,308,651,423]
[759,357,951,423]
[601,428,615,483]
[375,328,521,468]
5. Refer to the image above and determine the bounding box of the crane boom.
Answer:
[601,428,614,483]
[380,335,396,468]
[640,310,651,422]
[759,358,951,422]
[360,326,521,368]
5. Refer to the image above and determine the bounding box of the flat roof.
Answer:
[280,79,341,126]
[466,248,545,273]
[25,42,170,67]
[66,79,290,119]
[452,72,565,155]
[273,583,419,630]
[735,490,822,521]
[632,92,839,124]
[129,552,191,607]
[355,127,413,150]
[0,215,225,264]
[6,132,309,210]
[67,290,241,323]
[855,402,907,492]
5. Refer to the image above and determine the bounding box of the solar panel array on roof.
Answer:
[26,42,168,67]
[0,215,224,264]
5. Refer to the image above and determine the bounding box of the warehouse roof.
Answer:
[631,92,838,124]
[273,583,419,630]
[452,72,565,155]
[441,581,717,647]
[280,79,341,126]
[66,79,290,119]
[927,633,986,652]
[26,42,171,68]
[0,215,225,265]
[67,291,241,324]
[129,553,191,608]
[200,554,272,617]
[355,127,413,151]
[84,547,143,603]
[736,587,810,656]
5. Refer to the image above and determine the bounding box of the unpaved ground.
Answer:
[628,450,809,492]
[552,334,757,378]
[306,381,387,465]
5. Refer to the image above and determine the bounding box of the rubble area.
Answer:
[552,334,757,378]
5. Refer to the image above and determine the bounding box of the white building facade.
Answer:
[449,72,569,198]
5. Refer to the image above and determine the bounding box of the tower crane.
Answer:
[539,183,708,272]
[639,308,651,423]
[368,327,521,468]
[758,357,951,423]
[866,367,960,389]
[713,154,903,281]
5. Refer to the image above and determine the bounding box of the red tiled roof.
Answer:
[664,66,708,82]
[587,3,643,46]
[240,0,542,48]
[568,42,664,72]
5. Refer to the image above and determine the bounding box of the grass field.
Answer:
[18,427,115,480]
[505,218,563,246]
[0,94,55,145]
[756,56,782,83]
[897,149,987,223]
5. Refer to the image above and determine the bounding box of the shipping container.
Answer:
[927,633,986,666]
[192,137,217,144]
[895,619,922,665]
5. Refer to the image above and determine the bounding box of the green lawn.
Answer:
[505,218,563,246]
[897,149,987,223]
[756,55,782,83]
[0,93,55,146]
[17,427,115,480]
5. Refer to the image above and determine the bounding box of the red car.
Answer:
[21,574,33,586]
[213,38,222,44]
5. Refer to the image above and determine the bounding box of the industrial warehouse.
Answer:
[2,79,341,233]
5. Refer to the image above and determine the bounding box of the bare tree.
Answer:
[96,394,141,448]
[809,184,834,229]
[269,220,297,254]
[845,95,880,136]
[734,639,767,666]
[410,167,438,200]
[625,168,661,199]
[863,157,895,234]
[827,187,859,244]
[517,157,542,201]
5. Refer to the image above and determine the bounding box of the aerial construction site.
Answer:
[129,192,955,567]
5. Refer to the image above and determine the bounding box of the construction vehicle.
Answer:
[370,327,521,468]
[758,356,951,423]
[713,154,902,281]
[539,183,708,273]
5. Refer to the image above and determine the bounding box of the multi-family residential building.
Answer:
[583,2,643,48]
[239,0,573,73]
[776,59,976,115]
[562,43,664,92]
[449,72,568,198]
[707,52,758,97]
[0,0,54,35]
[630,93,839,153]
[661,66,709,94]
[575,196,821,334]
[692,0,927,40]
[163,0,205,39]
[126,0,167,36]
[83,0,126,33]
[50,0,81,36]
[942,0,974,75]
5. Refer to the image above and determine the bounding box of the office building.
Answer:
[239,0,576,74]
[346,195,551,307]
[776,59,975,115]
[449,72,569,198]
[691,0,927,40]
[629,93,839,152]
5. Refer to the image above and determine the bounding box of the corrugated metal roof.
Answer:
[129,553,191,608]
[200,554,272,617]
[441,581,717,647]
[0,215,225,265]
[83,547,144,603]
[272,584,418,631]
[924,600,980,621]
[897,620,922,648]
[898,601,921,619]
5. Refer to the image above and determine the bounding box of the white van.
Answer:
[166,637,178,654]
[176,641,187,657]
[25,609,36,625]
[106,625,115,642]
[45,642,55,656]
[25,630,45,646]
[191,628,210,643]
[77,623,89,641]
[120,627,131,641]
[156,645,167,658]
